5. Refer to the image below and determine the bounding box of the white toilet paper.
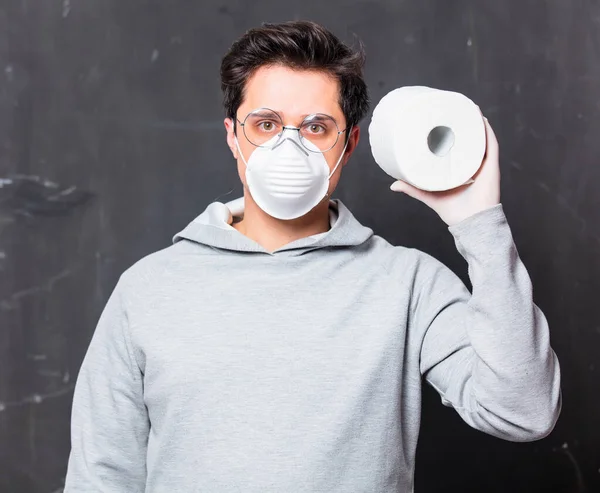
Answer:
[368,86,486,192]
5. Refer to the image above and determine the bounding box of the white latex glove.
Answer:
[390,117,501,226]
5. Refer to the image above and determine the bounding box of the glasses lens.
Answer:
[243,109,283,147]
[299,114,340,152]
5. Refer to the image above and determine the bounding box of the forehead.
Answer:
[241,65,343,121]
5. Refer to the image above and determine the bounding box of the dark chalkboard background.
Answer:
[1,1,599,491]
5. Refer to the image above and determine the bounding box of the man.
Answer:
[65,20,561,492]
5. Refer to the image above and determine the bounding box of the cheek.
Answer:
[235,135,256,162]
[324,142,348,194]
[324,141,347,172]
[237,159,247,187]
[326,168,343,197]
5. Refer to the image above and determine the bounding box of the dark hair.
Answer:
[220,21,370,131]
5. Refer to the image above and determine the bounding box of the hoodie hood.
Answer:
[173,198,373,256]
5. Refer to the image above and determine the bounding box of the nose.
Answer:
[272,129,309,156]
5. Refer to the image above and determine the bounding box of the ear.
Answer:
[224,118,238,159]
[342,126,360,166]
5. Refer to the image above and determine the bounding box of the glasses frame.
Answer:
[235,107,349,153]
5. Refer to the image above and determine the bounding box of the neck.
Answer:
[233,193,331,252]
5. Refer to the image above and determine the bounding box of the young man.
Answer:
[65,21,561,492]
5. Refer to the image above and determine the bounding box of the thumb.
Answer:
[390,180,430,202]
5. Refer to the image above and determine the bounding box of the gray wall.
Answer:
[1,1,599,491]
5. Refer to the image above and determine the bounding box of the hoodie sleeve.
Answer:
[415,204,561,441]
[64,276,149,492]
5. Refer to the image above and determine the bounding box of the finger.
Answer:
[483,117,499,161]
[390,180,433,203]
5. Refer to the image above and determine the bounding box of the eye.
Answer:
[307,124,325,134]
[258,121,277,132]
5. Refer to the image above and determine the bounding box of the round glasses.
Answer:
[236,108,348,153]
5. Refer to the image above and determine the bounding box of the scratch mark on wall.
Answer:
[62,0,71,18]
[15,175,57,187]
[554,442,586,492]
[49,110,225,132]
[509,160,523,171]
[36,369,70,383]
[510,161,600,247]
[38,370,63,378]
[528,127,553,141]
[537,182,551,193]
[0,175,93,217]
[0,385,75,413]
[0,268,72,311]
[27,353,48,361]
[47,185,78,200]
[467,8,479,85]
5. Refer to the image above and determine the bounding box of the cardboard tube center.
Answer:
[427,126,455,157]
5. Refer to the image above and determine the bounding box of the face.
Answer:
[224,65,360,198]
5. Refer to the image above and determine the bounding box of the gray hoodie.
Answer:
[65,199,561,493]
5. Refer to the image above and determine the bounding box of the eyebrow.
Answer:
[302,114,333,122]
[249,110,282,119]
[260,109,336,119]
[284,112,333,120]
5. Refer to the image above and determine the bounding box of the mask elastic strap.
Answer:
[327,126,353,180]
[234,135,249,167]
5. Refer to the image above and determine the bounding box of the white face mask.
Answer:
[234,129,349,220]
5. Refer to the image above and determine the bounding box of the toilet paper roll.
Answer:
[368,86,486,192]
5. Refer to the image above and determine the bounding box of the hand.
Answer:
[390,117,501,226]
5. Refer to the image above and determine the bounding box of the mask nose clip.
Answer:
[272,127,310,156]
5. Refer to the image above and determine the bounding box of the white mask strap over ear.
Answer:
[234,135,249,167]
[328,126,353,180]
